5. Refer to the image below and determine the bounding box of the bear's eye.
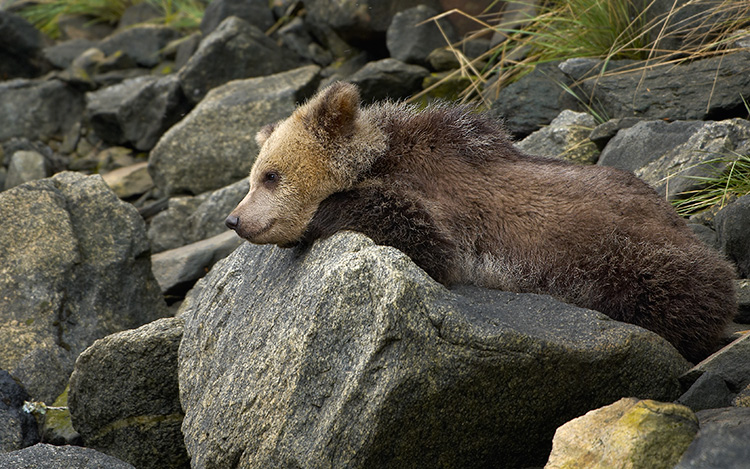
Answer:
[264,171,280,186]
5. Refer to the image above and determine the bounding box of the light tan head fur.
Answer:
[226,82,387,246]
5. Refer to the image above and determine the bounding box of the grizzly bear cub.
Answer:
[226,82,736,362]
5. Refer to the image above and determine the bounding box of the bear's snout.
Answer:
[225,215,239,230]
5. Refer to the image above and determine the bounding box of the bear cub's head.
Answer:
[226,82,387,247]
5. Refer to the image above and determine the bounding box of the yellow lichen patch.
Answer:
[545,398,699,469]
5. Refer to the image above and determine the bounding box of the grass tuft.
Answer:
[672,151,750,217]
[14,0,204,39]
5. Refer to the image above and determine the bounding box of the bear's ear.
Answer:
[302,82,361,141]
[255,122,278,147]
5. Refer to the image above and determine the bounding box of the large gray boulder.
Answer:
[149,65,320,196]
[0,79,84,142]
[0,172,168,403]
[598,120,705,173]
[69,317,188,469]
[178,16,306,103]
[179,232,689,468]
[634,118,750,200]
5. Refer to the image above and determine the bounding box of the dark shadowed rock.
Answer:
[386,5,456,67]
[200,0,275,35]
[0,370,39,452]
[736,279,750,324]
[489,62,579,138]
[677,371,736,412]
[680,332,750,400]
[86,74,190,151]
[276,17,333,67]
[674,407,750,468]
[573,52,750,121]
[69,317,188,469]
[303,0,441,44]
[715,195,750,278]
[148,177,249,253]
[597,120,704,172]
[0,79,84,142]
[150,65,320,195]
[0,10,47,79]
[0,443,135,469]
[178,16,306,103]
[179,232,689,468]
[0,172,168,402]
[346,58,429,102]
[98,25,181,68]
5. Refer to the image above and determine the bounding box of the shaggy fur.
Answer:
[227,82,737,362]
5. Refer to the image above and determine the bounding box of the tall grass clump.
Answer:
[523,0,650,62]
[14,0,205,39]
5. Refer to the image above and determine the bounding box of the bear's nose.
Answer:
[225,215,239,230]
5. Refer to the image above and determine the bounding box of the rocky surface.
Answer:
[0,172,168,403]
[515,109,599,164]
[489,61,578,138]
[0,443,135,468]
[179,232,689,468]
[561,52,750,121]
[675,407,750,468]
[0,79,84,142]
[597,120,705,172]
[1,0,749,467]
[68,317,187,469]
[178,16,306,104]
[635,119,750,200]
[148,65,320,195]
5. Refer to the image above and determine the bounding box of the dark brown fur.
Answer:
[301,96,736,363]
[230,83,736,363]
